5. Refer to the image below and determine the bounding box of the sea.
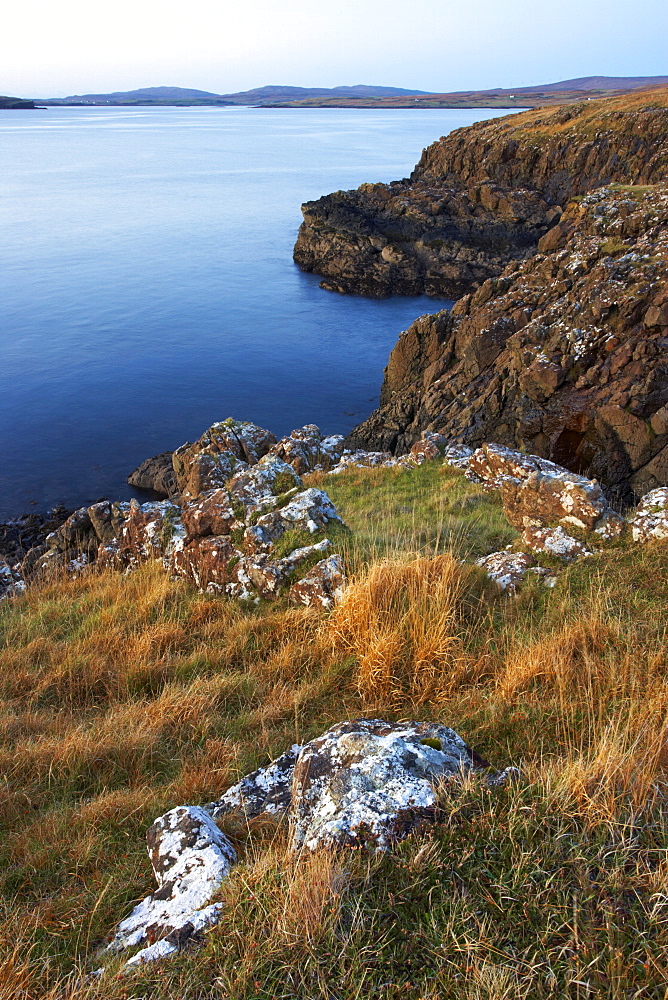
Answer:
[0,104,514,518]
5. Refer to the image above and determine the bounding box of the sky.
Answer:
[3,0,667,98]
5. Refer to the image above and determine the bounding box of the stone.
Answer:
[195,419,278,465]
[329,450,417,474]
[410,431,448,463]
[288,554,347,609]
[469,443,610,531]
[476,550,535,593]
[243,488,341,553]
[442,444,474,469]
[46,506,97,554]
[173,446,247,501]
[127,451,177,498]
[102,805,236,966]
[629,488,668,543]
[206,745,302,821]
[227,455,301,513]
[290,719,474,851]
[166,534,241,593]
[226,539,332,601]
[521,525,591,561]
[87,500,131,545]
[181,490,239,539]
[116,500,186,569]
[268,425,344,474]
[0,558,26,600]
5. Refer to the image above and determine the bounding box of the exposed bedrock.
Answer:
[293,91,668,298]
[346,184,668,495]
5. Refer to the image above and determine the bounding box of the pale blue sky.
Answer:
[3,0,667,98]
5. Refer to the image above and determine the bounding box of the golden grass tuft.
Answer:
[330,554,478,706]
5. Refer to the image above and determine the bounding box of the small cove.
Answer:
[0,105,513,518]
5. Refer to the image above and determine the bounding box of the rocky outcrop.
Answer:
[127,451,177,498]
[101,806,236,967]
[294,90,668,299]
[348,184,668,495]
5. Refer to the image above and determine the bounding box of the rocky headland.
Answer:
[294,88,668,299]
[294,89,668,497]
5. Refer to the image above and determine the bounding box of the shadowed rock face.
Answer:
[294,91,668,299]
[346,185,668,495]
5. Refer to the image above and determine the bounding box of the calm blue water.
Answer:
[0,105,513,518]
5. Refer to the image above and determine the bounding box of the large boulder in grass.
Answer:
[290,719,476,851]
[102,806,236,967]
[629,488,668,543]
[226,538,332,601]
[180,490,240,539]
[206,744,303,821]
[166,533,242,593]
[104,500,185,571]
[469,443,613,531]
[227,455,302,513]
[288,554,347,609]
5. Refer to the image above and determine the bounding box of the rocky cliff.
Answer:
[347,183,668,496]
[294,89,668,298]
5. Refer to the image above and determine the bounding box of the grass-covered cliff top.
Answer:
[2,459,667,999]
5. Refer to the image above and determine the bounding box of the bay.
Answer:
[0,105,513,518]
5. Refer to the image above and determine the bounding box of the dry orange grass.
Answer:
[330,554,484,707]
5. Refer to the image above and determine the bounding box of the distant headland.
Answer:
[28,76,668,109]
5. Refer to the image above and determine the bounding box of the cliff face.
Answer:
[294,89,668,299]
[346,184,668,496]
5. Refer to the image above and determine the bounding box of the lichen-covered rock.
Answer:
[521,525,591,561]
[243,488,341,553]
[409,431,448,463]
[0,558,25,600]
[116,500,186,569]
[227,455,301,513]
[268,425,344,474]
[288,554,347,609]
[206,745,302,821]
[166,534,241,593]
[45,506,98,554]
[290,719,474,851]
[629,488,668,543]
[181,490,239,539]
[87,500,131,545]
[226,539,332,601]
[127,451,177,498]
[442,444,474,469]
[469,443,611,531]
[476,550,536,593]
[173,446,247,501]
[102,806,236,967]
[329,450,417,474]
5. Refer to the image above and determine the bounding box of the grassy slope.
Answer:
[1,460,667,999]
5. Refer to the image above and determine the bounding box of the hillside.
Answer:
[1,447,667,998]
[40,84,429,107]
[0,95,36,109]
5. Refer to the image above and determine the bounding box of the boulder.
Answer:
[227,455,301,513]
[226,539,332,601]
[469,443,611,531]
[629,488,668,543]
[476,550,536,593]
[329,450,417,474]
[410,431,448,463]
[520,525,591,561]
[206,745,302,820]
[166,534,241,593]
[0,558,25,600]
[102,806,236,967]
[45,506,98,554]
[173,446,247,501]
[127,451,177,498]
[288,554,347,609]
[268,425,344,474]
[181,490,239,539]
[243,488,341,553]
[290,719,474,851]
[116,500,185,569]
[87,500,131,544]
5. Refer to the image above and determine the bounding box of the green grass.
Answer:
[0,458,667,999]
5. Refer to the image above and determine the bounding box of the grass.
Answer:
[0,459,667,998]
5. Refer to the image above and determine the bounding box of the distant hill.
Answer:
[0,95,36,109]
[39,77,668,109]
[41,84,429,106]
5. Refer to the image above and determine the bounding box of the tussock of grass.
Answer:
[0,460,667,998]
